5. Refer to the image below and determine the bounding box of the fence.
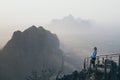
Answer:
[84,53,120,71]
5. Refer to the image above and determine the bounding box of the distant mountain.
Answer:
[51,15,91,27]
[48,15,92,34]
[0,26,64,80]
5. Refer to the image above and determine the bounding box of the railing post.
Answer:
[118,55,120,80]
[96,56,99,71]
[97,56,100,64]
[104,59,107,80]
[84,58,86,70]
[102,57,104,64]
[90,58,92,70]
[119,55,120,67]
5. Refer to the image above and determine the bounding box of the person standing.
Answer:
[91,47,97,68]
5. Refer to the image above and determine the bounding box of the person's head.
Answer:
[94,47,97,51]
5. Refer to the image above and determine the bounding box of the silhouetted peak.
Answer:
[0,26,64,80]
[22,25,47,34]
[30,25,37,29]
[24,25,38,32]
[13,30,22,35]
[12,30,22,39]
[38,26,45,31]
[3,25,60,51]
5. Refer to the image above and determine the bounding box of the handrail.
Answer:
[84,53,120,70]
[86,53,120,59]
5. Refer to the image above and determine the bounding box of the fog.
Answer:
[0,0,120,57]
[1,15,120,57]
[0,1,120,80]
[44,15,120,59]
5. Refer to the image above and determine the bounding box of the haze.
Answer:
[0,0,120,53]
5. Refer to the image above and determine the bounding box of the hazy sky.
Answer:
[0,0,120,48]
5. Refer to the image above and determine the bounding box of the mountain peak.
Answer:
[30,25,37,28]
[0,26,63,80]
[3,25,60,51]
[12,30,22,40]
[24,25,38,32]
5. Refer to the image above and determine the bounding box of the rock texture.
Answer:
[0,25,63,80]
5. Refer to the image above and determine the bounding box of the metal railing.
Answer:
[84,53,120,71]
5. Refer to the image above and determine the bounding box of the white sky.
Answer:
[0,0,120,48]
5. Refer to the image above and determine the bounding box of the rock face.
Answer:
[0,26,63,80]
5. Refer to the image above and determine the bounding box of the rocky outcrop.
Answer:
[0,25,63,80]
